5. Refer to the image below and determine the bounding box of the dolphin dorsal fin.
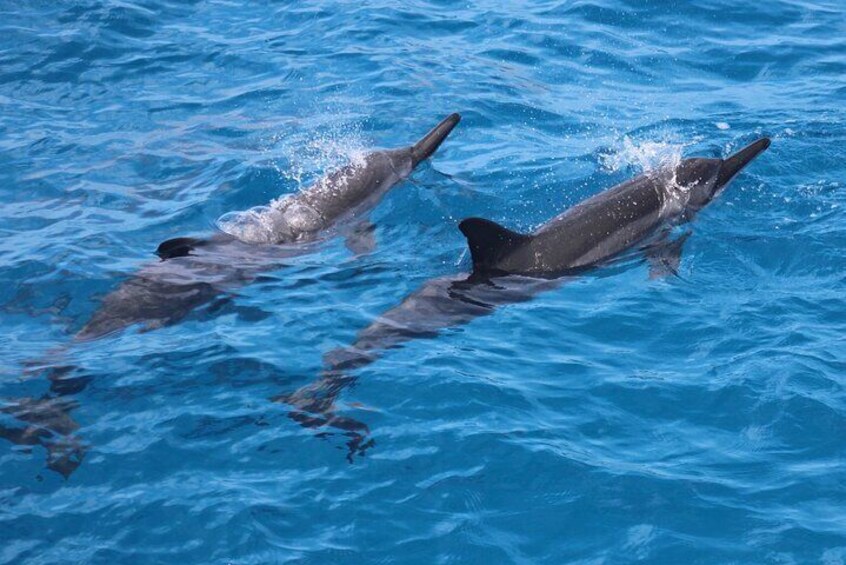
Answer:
[459,217,530,272]
[156,237,206,260]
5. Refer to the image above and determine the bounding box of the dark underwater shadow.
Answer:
[270,238,694,460]
[272,271,570,459]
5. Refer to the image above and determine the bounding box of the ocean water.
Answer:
[1,0,845,562]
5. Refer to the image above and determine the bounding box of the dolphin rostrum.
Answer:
[4,113,461,477]
[276,137,771,456]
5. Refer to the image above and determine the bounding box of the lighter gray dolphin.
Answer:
[5,113,461,477]
[79,112,461,341]
[276,137,771,457]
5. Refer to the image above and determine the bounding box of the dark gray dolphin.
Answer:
[460,137,771,276]
[276,137,771,456]
[4,113,461,477]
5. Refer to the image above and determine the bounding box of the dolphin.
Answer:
[276,137,772,456]
[459,138,771,276]
[3,113,461,477]
[79,112,462,341]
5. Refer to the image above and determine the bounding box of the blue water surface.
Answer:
[1,1,845,562]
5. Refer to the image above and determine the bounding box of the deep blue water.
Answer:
[2,0,845,562]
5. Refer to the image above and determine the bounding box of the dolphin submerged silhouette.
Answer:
[3,113,462,477]
[275,137,772,458]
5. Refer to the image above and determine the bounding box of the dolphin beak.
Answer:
[411,113,461,166]
[716,137,771,188]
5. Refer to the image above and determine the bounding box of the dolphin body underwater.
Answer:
[277,137,772,456]
[1,113,461,477]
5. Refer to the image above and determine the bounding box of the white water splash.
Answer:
[217,119,369,244]
[599,135,693,216]
[599,136,684,176]
[275,119,368,191]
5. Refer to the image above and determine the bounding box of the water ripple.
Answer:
[1,0,845,562]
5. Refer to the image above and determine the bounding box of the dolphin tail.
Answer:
[717,137,771,188]
[459,217,531,273]
[272,368,374,462]
[411,113,461,167]
[0,393,88,478]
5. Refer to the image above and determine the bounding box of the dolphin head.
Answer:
[676,157,722,211]
[680,138,771,212]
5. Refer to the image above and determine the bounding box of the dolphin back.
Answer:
[411,113,461,167]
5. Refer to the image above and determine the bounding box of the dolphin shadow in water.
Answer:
[273,272,561,460]
[3,113,462,476]
[275,137,772,458]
